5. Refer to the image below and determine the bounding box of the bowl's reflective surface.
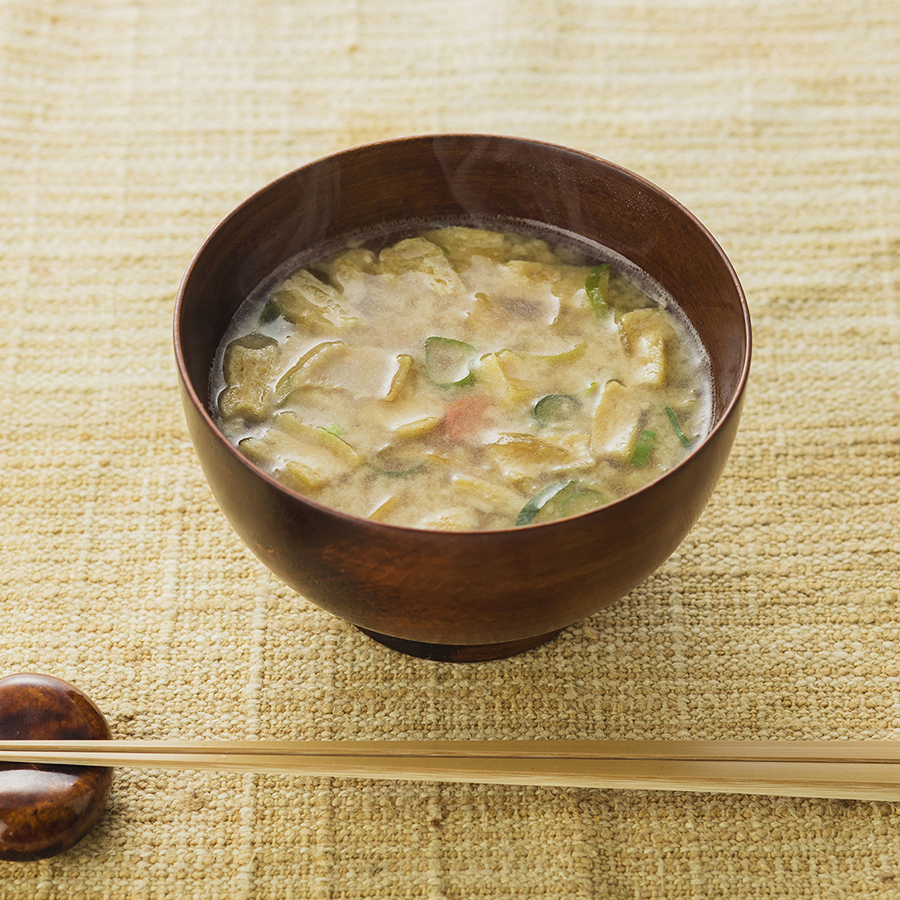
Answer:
[174,135,751,661]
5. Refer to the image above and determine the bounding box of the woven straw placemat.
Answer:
[1,0,899,897]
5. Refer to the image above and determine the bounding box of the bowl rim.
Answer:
[173,133,752,535]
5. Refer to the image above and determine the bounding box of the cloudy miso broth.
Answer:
[211,223,713,530]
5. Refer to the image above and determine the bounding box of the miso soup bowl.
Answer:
[174,134,751,662]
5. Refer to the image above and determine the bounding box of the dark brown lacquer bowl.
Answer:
[174,135,751,662]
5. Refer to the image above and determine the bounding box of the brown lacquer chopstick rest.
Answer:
[0,673,113,861]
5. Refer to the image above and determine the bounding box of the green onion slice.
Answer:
[516,480,610,525]
[424,336,477,388]
[528,341,586,363]
[533,394,581,427]
[585,264,612,319]
[664,406,692,448]
[560,489,609,517]
[370,463,425,478]
[630,429,657,467]
[259,300,282,324]
[515,479,575,526]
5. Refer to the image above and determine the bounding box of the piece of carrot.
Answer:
[442,394,491,442]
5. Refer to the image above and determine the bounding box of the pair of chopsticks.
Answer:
[2,739,900,801]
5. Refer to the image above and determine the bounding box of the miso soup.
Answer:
[211,224,713,530]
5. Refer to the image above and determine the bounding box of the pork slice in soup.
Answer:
[212,225,713,530]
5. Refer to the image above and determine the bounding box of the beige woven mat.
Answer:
[1,0,899,896]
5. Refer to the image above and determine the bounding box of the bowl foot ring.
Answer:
[357,628,563,662]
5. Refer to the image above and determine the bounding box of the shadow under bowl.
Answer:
[174,134,751,662]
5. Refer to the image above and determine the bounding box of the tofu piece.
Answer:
[490,342,586,383]
[392,416,441,440]
[590,380,642,462]
[619,309,678,386]
[551,268,593,307]
[450,475,525,517]
[632,333,666,385]
[322,248,380,291]
[420,226,509,266]
[239,412,362,490]
[505,236,558,265]
[484,433,576,484]
[275,341,346,404]
[474,352,533,409]
[270,269,358,332]
[279,460,327,492]
[277,343,404,403]
[367,495,402,523]
[385,354,414,401]
[218,334,279,421]
[418,507,482,531]
[544,433,594,470]
[378,237,464,295]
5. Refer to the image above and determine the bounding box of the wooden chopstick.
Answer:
[2,741,900,800]
[1,738,899,761]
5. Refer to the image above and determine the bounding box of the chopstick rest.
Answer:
[0,673,113,861]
